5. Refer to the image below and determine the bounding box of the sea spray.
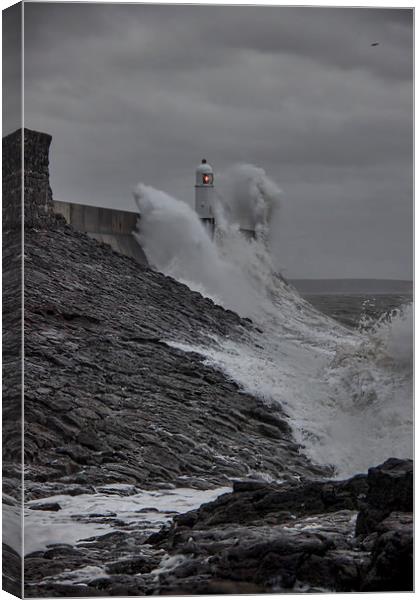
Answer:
[133,166,413,478]
[323,301,413,475]
[215,163,282,233]
[133,184,264,315]
[361,302,413,367]
[133,168,290,317]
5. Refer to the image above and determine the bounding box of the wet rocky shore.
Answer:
[23,458,412,596]
[2,129,413,595]
[151,457,412,594]
[22,220,327,492]
[17,218,413,596]
[17,216,329,596]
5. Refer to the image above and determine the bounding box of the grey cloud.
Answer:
[21,2,413,279]
[24,4,413,79]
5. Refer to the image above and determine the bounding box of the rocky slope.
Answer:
[22,219,326,497]
[22,215,413,597]
[20,213,331,596]
[3,129,413,595]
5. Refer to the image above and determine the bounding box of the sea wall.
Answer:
[53,200,148,266]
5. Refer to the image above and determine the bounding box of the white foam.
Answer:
[24,486,230,555]
[42,565,109,587]
[3,498,22,556]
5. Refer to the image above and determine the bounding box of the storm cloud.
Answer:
[22,3,413,278]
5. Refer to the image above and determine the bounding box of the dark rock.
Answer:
[146,463,411,594]
[356,458,413,536]
[168,473,367,531]
[76,431,105,452]
[232,479,272,493]
[2,544,22,598]
[106,556,157,575]
[20,460,414,595]
[29,502,61,512]
[361,512,413,591]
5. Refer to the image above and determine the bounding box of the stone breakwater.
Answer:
[22,221,326,495]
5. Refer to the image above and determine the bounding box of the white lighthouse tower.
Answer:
[195,159,215,236]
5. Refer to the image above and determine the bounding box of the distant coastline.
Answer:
[291,278,413,295]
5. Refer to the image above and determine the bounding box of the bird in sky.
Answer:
[371,42,380,46]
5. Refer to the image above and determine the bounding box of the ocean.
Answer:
[304,293,413,330]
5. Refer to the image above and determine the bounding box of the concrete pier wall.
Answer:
[53,201,148,266]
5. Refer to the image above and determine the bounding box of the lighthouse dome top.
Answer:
[195,159,214,186]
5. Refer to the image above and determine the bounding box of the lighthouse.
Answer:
[195,159,215,236]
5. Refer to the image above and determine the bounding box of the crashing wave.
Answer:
[133,165,413,478]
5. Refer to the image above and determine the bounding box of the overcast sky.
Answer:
[20,3,413,279]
